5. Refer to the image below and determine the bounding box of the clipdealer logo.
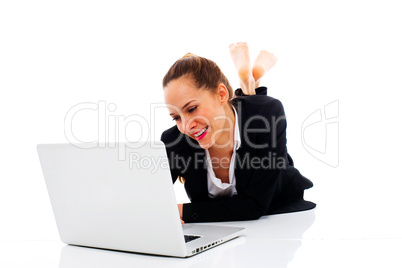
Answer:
[301,100,339,167]
[64,100,153,160]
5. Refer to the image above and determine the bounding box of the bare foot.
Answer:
[229,42,256,95]
[252,50,277,88]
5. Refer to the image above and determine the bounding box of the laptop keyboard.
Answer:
[184,235,201,243]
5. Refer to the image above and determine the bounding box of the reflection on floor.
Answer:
[2,208,401,267]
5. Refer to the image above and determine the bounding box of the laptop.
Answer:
[37,141,244,257]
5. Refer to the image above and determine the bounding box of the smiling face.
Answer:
[164,75,234,150]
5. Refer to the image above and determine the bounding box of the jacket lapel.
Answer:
[183,136,209,201]
[233,100,255,193]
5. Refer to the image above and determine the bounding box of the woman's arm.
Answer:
[234,86,267,97]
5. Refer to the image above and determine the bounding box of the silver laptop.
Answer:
[37,141,244,257]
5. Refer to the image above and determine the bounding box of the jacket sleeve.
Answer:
[182,171,281,222]
[160,129,180,184]
[182,98,288,222]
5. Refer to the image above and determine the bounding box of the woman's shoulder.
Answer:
[160,125,180,144]
[232,93,285,118]
[160,125,201,152]
[233,86,283,107]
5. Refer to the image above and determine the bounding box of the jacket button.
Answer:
[192,213,198,220]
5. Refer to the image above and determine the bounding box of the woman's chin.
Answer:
[193,133,212,149]
[197,139,213,149]
[198,142,211,149]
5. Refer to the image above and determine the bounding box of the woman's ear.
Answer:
[217,84,229,104]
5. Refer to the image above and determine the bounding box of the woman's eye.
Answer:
[172,116,180,121]
[188,106,197,113]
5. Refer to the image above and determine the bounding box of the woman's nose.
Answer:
[182,117,196,134]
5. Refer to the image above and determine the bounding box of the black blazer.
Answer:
[161,87,316,223]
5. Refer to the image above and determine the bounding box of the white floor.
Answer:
[1,204,401,267]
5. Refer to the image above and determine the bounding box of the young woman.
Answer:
[161,43,315,223]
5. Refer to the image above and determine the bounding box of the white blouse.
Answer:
[205,107,241,198]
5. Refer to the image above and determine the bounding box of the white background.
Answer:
[1,0,402,247]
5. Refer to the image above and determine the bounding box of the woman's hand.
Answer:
[177,204,184,224]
